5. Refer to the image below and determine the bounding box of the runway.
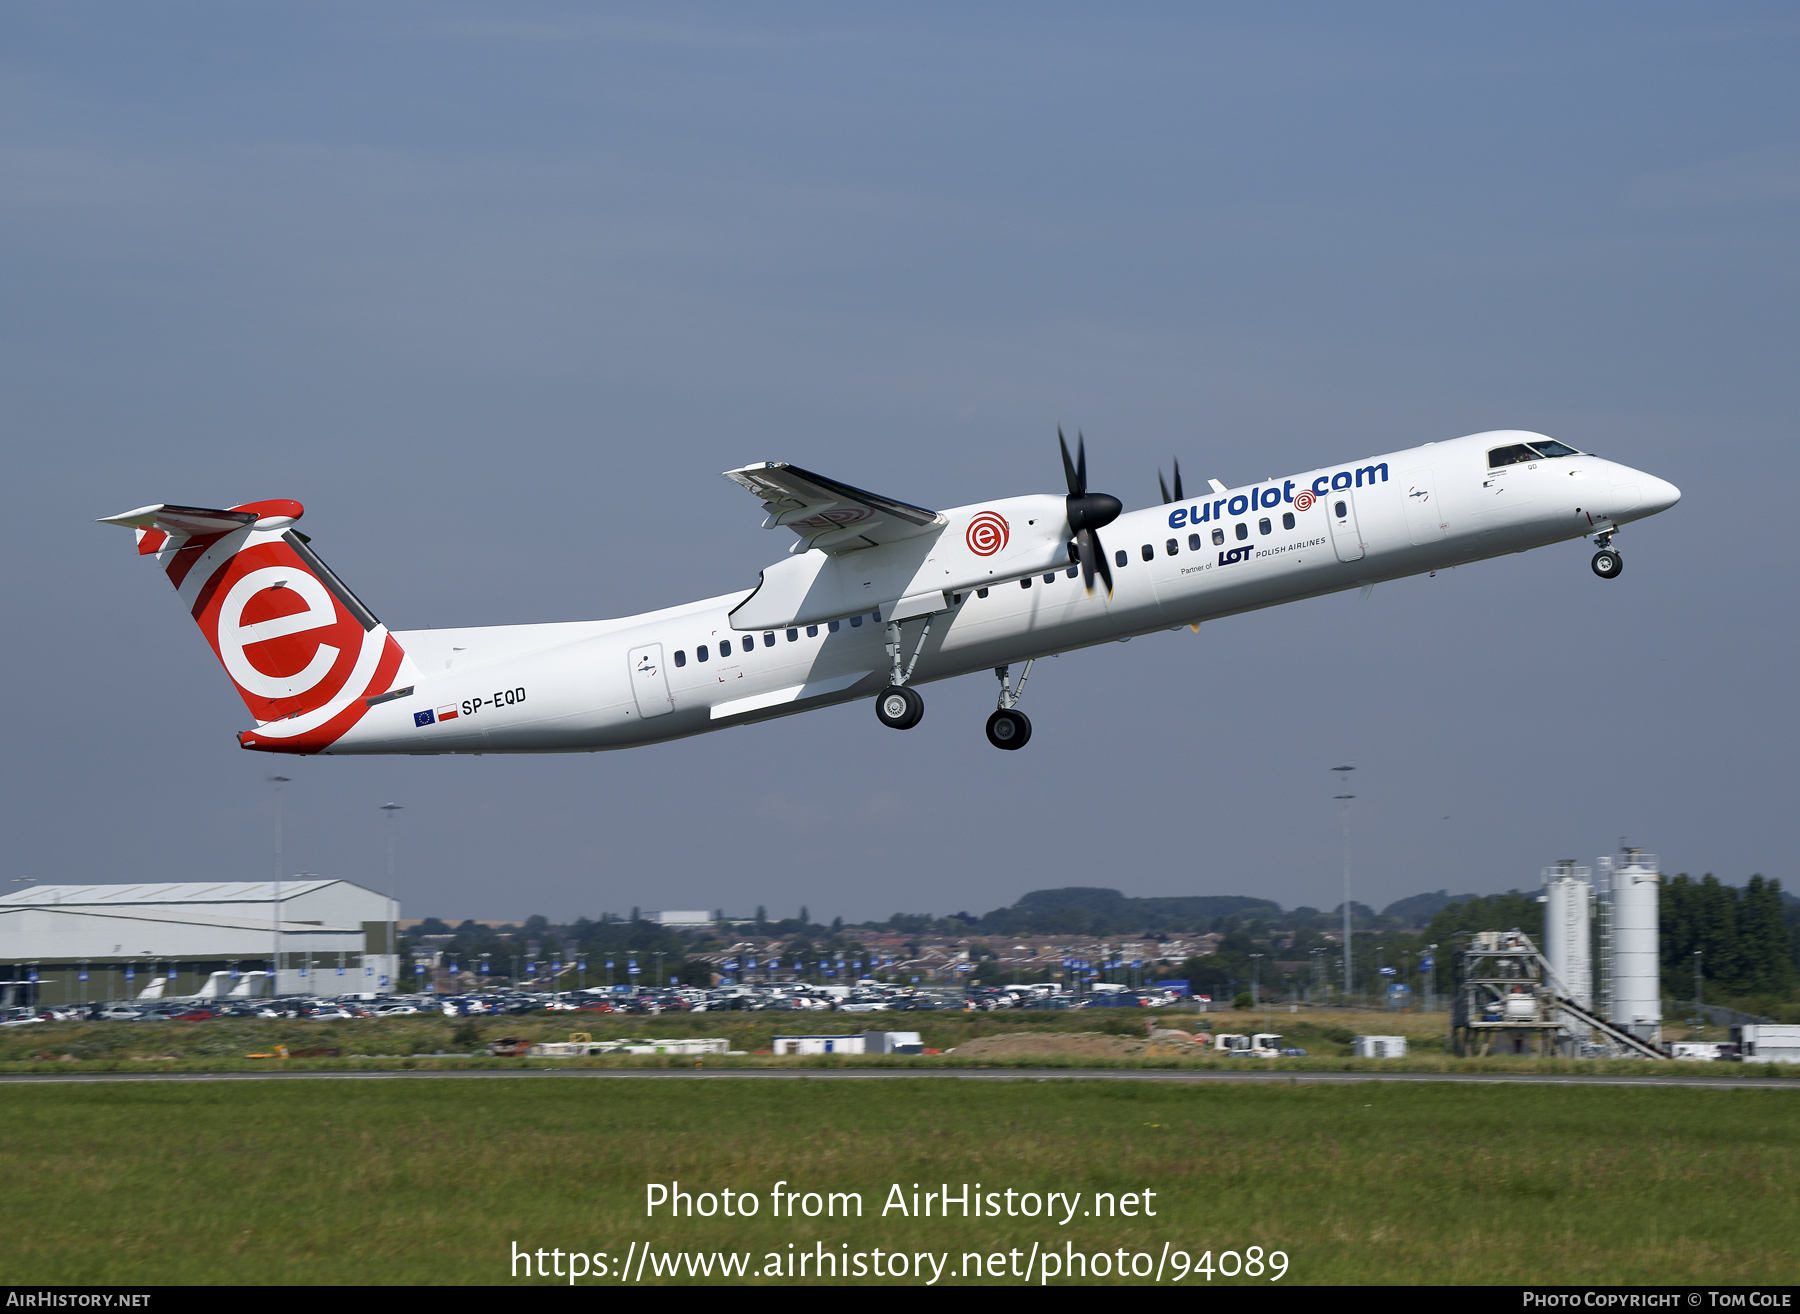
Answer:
[0,1066,1793,1090]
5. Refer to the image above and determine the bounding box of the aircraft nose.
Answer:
[1642,475,1682,514]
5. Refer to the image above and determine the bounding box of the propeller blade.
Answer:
[1158,468,1172,505]
[1076,527,1114,596]
[1172,457,1184,504]
[1076,431,1087,496]
[1058,427,1083,498]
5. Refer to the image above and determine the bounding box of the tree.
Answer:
[799,905,810,926]
[1739,876,1796,996]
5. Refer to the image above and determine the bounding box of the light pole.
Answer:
[1249,952,1264,1028]
[268,776,291,996]
[1426,943,1438,1012]
[380,803,402,995]
[1332,764,1355,1005]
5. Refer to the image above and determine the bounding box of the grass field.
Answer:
[3,1077,1796,1285]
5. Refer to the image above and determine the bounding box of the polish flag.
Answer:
[436,704,459,721]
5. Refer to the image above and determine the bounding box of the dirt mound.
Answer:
[949,1031,1208,1058]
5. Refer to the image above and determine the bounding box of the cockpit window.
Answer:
[1487,444,1539,468]
[1489,440,1580,468]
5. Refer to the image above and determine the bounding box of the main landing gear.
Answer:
[986,661,1034,750]
[1590,530,1623,580]
[874,615,935,731]
[870,618,1038,750]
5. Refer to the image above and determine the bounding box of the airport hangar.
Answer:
[0,880,400,1007]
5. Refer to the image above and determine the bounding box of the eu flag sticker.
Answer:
[414,709,435,727]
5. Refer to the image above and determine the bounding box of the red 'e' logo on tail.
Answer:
[193,542,370,723]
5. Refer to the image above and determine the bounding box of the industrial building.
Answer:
[0,879,399,1007]
[1452,849,1669,1059]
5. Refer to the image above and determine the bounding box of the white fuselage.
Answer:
[327,431,1679,755]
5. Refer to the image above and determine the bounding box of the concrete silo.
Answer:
[1607,850,1661,1043]
[1540,861,1593,1010]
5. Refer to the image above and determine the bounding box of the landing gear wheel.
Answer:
[875,686,924,730]
[1591,549,1623,579]
[985,708,1032,750]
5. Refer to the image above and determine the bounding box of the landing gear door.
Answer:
[628,643,674,718]
[1401,467,1446,545]
[1327,489,1365,562]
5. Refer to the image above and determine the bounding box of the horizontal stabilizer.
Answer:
[99,503,258,535]
[98,501,303,554]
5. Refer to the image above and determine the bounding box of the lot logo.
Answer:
[965,511,1009,557]
[1218,546,1252,566]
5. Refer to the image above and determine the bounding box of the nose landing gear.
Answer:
[1590,530,1623,579]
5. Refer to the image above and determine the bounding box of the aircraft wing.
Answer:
[724,462,946,555]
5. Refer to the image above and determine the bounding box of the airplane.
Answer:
[100,429,1679,756]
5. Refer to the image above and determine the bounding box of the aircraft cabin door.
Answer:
[1327,488,1366,562]
[628,643,675,718]
[1400,467,1447,545]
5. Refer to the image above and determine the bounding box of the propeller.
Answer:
[1059,427,1122,594]
[1158,458,1185,506]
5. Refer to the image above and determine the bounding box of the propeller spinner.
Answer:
[1058,427,1122,594]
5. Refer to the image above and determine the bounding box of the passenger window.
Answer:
[976,588,989,598]
[697,645,709,662]
[828,620,840,632]
[674,650,686,668]
[1020,577,1031,589]
[1114,549,1128,568]
[1165,539,1178,556]
[1258,518,1271,536]
[786,628,798,642]
[719,639,731,656]
[1282,512,1295,530]
[1140,544,1154,562]
[1188,533,1202,551]
[764,632,776,646]
[1235,523,1248,541]
[849,615,862,627]
[1212,528,1224,546]
[1066,566,1078,578]
[1334,500,1347,518]
[742,634,753,650]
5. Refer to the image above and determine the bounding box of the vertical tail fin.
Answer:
[98,501,413,754]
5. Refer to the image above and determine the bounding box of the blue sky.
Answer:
[4,4,1796,922]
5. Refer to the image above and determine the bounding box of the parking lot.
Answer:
[1,979,1186,1025]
